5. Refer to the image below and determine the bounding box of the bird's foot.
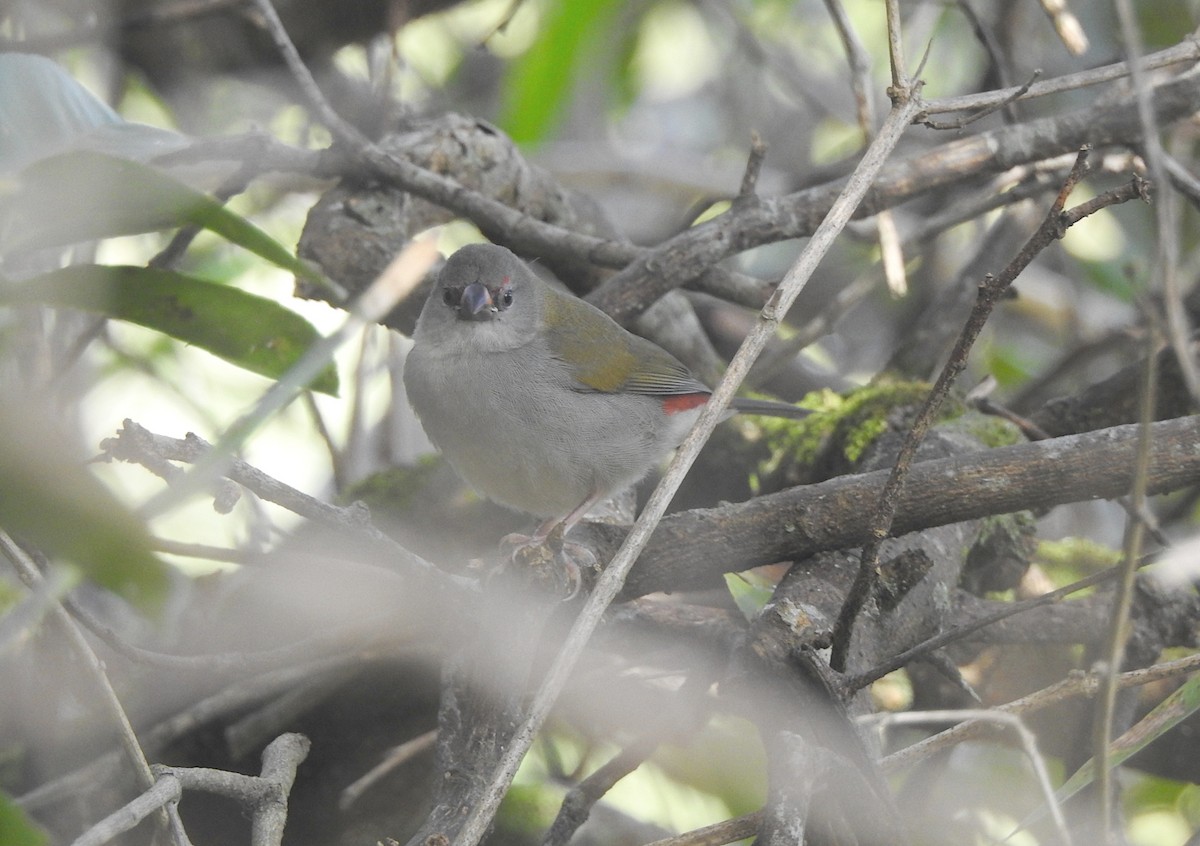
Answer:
[499,528,595,599]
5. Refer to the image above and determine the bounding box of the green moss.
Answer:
[1035,536,1123,586]
[339,456,442,511]
[750,387,844,478]
[753,380,967,475]
[959,414,1022,448]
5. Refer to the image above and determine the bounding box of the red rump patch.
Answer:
[661,393,711,415]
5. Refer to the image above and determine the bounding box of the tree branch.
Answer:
[617,415,1200,597]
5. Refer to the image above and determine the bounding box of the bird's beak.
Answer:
[458,282,495,320]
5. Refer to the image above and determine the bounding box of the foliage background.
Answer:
[2,1,1200,845]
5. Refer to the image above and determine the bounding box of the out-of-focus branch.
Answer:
[70,732,310,846]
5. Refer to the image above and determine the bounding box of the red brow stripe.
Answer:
[661,393,710,415]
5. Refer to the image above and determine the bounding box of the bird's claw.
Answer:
[499,531,595,599]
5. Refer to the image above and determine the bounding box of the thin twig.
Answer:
[541,737,660,846]
[824,0,907,295]
[736,132,768,202]
[340,729,438,810]
[830,147,1094,673]
[883,0,908,96]
[1162,152,1200,210]
[0,532,169,840]
[20,656,357,812]
[956,0,1020,123]
[881,652,1200,772]
[921,39,1199,116]
[640,811,762,846]
[246,0,368,148]
[922,70,1041,130]
[865,710,1072,846]
[71,732,310,846]
[1114,0,1200,410]
[1092,318,1159,837]
[844,553,1155,693]
[70,774,183,846]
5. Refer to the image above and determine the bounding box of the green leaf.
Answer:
[0,54,120,171]
[498,0,624,145]
[0,54,185,173]
[0,791,48,846]
[0,151,328,289]
[3,265,338,395]
[0,407,170,615]
[724,571,775,620]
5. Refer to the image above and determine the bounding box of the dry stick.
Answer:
[844,553,1153,693]
[922,39,1200,116]
[883,651,1200,773]
[541,737,660,846]
[825,0,908,296]
[829,146,1094,674]
[865,710,1071,845]
[1040,0,1089,55]
[1163,151,1200,209]
[736,131,768,201]
[883,0,908,95]
[954,0,1022,124]
[0,532,172,843]
[641,812,763,846]
[70,732,310,846]
[1092,323,1158,840]
[340,729,438,811]
[70,776,184,846]
[448,89,927,846]
[922,70,1040,131]
[20,656,355,812]
[104,422,471,590]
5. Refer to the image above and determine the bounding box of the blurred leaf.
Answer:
[610,15,643,115]
[2,265,338,395]
[653,715,767,814]
[0,54,185,174]
[0,151,327,288]
[496,783,559,837]
[0,54,119,172]
[1138,0,1195,48]
[1082,259,1138,303]
[0,406,170,614]
[498,0,624,145]
[984,341,1039,389]
[1058,673,1200,801]
[724,571,774,620]
[0,792,48,846]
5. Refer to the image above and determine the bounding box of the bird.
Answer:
[403,242,809,545]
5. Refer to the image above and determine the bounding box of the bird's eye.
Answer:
[499,289,514,308]
[441,287,458,307]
